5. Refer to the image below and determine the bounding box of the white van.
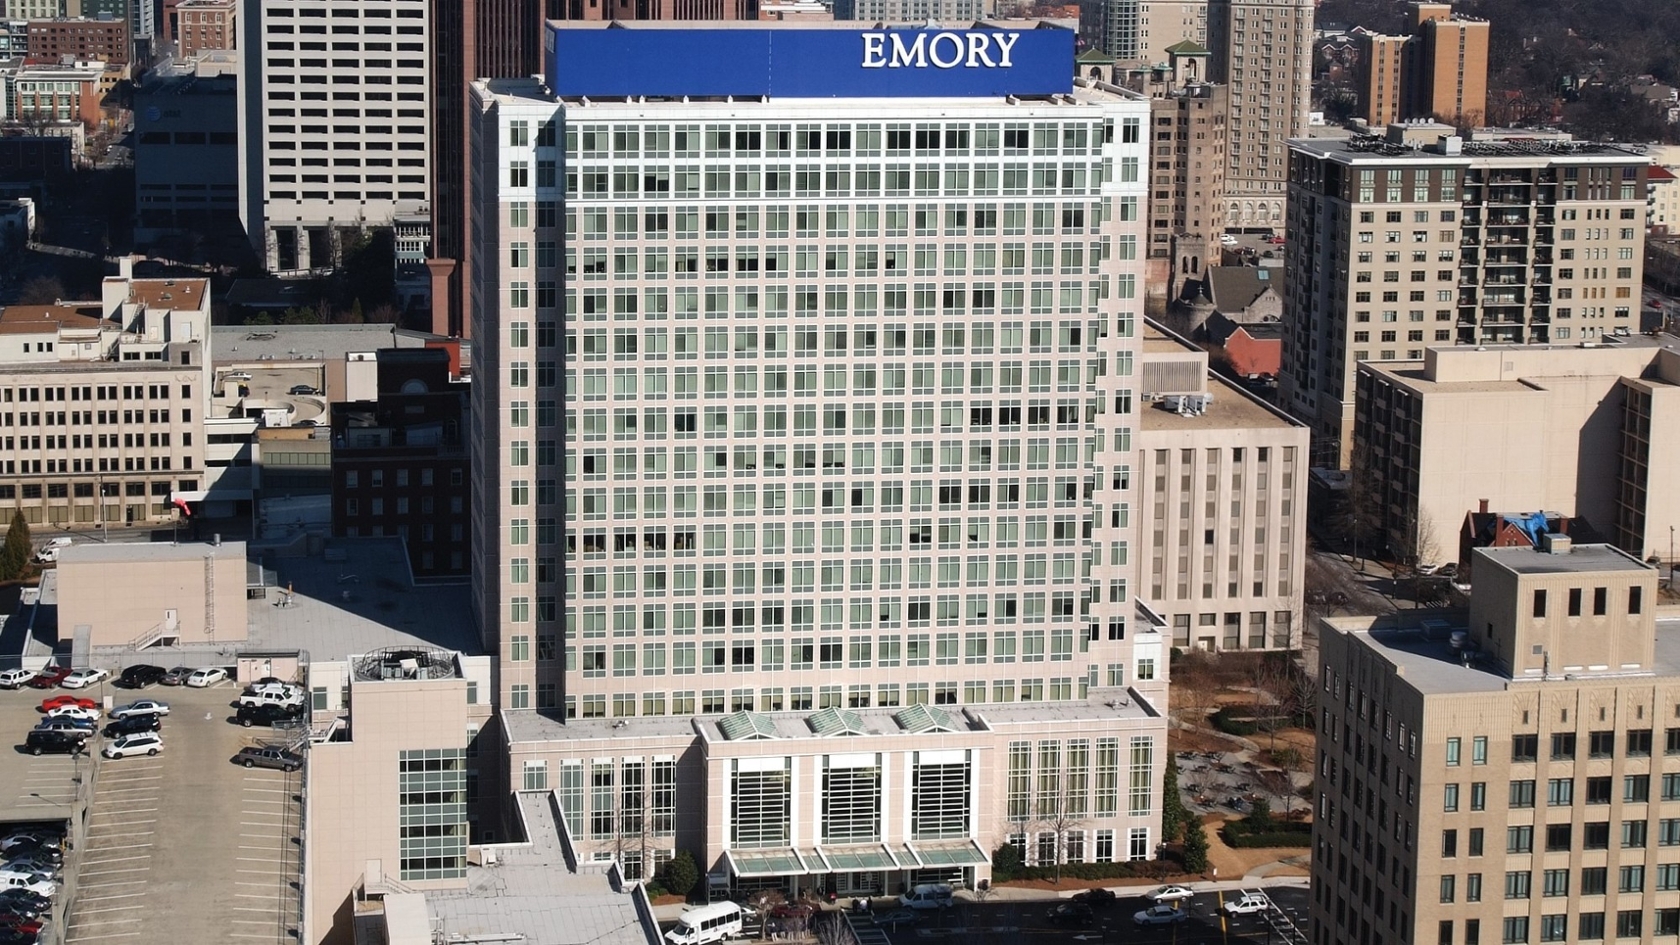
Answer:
[665,901,746,944]
[899,883,954,910]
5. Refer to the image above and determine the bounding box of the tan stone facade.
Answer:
[1205,0,1313,230]
[1352,341,1680,571]
[1313,543,1671,945]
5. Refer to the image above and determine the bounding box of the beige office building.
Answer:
[1139,323,1306,651]
[0,264,216,526]
[1353,338,1680,573]
[1205,0,1313,230]
[1079,0,1207,67]
[1313,540,1677,945]
[1281,130,1649,466]
[468,23,1172,895]
[1353,32,1408,127]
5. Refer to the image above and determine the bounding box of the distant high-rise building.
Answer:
[169,0,234,58]
[1354,2,1488,128]
[426,0,759,339]
[831,0,981,20]
[1205,0,1312,230]
[1078,0,1205,67]
[1280,126,1648,466]
[27,17,131,63]
[238,0,431,273]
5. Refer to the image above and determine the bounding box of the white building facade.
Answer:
[237,0,430,272]
[469,22,1171,895]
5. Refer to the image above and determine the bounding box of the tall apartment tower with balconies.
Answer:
[1279,127,1648,466]
[467,21,1173,894]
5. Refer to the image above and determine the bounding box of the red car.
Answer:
[26,666,71,690]
[0,914,42,936]
[39,695,96,713]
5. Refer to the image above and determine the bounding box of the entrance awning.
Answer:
[902,840,989,868]
[814,845,902,872]
[723,848,813,877]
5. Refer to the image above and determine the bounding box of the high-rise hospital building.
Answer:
[467,22,1170,894]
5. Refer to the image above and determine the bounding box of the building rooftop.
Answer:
[0,303,105,333]
[1358,334,1680,396]
[1476,542,1651,576]
[127,277,207,310]
[476,75,1143,109]
[58,539,244,567]
[1332,615,1680,695]
[245,538,480,662]
[211,323,446,365]
[423,793,657,945]
[1290,134,1648,163]
[1139,323,1305,432]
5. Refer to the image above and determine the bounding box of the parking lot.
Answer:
[0,678,306,945]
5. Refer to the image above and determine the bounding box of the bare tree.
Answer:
[1029,779,1090,885]
[1337,443,1385,568]
[811,912,854,945]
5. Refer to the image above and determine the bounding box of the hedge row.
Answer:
[1220,826,1313,849]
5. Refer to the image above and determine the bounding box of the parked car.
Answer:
[289,384,320,396]
[1071,888,1116,905]
[0,833,60,855]
[237,689,304,710]
[243,681,302,699]
[44,706,99,724]
[26,728,89,756]
[102,732,162,759]
[118,665,168,689]
[0,873,54,898]
[1134,905,1189,927]
[232,746,303,772]
[0,670,34,690]
[0,888,50,918]
[38,695,95,713]
[31,537,71,564]
[872,909,921,930]
[103,715,163,739]
[223,371,252,382]
[0,912,42,936]
[185,668,226,688]
[1225,892,1273,916]
[1046,901,1093,925]
[110,700,170,720]
[33,718,94,734]
[160,666,193,686]
[25,667,69,690]
[1219,233,1239,245]
[236,703,306,728]
[1146,885,1196,903]
[1,857,59,879]
[60,669,109,689]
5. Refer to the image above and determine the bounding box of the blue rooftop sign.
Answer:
[544,25,1074,99]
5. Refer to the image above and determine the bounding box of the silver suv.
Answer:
[232,746,303,772]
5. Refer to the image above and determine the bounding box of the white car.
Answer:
[1146,885,1196,903]
[1219,233,1239,245]
[0,668,34,689]
[46,704,100,722]
[60,668,110,689]
[33,536,72,564]
[110,699,171,719]
[1225,892,1273,916]
[102,732,162,759]
[0,870,57,897]
[185,667,227,688]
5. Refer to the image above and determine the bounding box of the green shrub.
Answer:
[990,845,1169,883]
[1219,828,1313,849]
[1210,706,1257,736]
[1181,821,1209,873]
[659,850,700,901]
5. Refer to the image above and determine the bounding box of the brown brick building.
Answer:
[27,17,130,65]
[168,0,236,59]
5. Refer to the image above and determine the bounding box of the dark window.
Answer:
[1582,869,1608,896]
[1443,828,1458,856]
[1589,731,1615,758]
[1587,777,1612,804]
[1628,729,1653,757]
[1545,823,1572,852]
[1533,589,1547,617]
[1512,734,1538,762]
[1593,587,1607,616]
[1469,828,1484,856]
[1631,586,1643,615]
[1667,727,1680,755]
[1550,732,1576,760]
[1509,780,1536,808]
[1583,823,1610,850]
[1568,588,1582,616]
[1578,912,1605,940]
